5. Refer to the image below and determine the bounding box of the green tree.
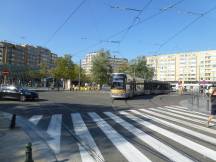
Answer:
[128,56,154,80]
[51,55,74,80]
[38,63,49,78]
[118,63,129,73]
[91,50,113,85]
[73,64,90,82]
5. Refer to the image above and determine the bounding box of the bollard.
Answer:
[10,114,16,129]
[25,142,34,162]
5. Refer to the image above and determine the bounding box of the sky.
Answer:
[1,0,216,63]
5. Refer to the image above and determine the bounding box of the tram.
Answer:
[110,73,170,99]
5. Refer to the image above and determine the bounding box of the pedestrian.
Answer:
[207,88,216,127]
[57,80,60,91]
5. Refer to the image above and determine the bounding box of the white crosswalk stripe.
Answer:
[135,109,216,145]
[29,115,43,125]
[159,107,209,120]
[78,144,95,162]
[170,105,216,122]
[27,105,216,162]
[119,111,216,161]
[150,107,205,124]
[71,113,104,162]
[104,112,193,162]
[88,112,152,162]
[140,108,216,135]
[170,105,189,110]
[46,114,62,154]
[165,106,210,117]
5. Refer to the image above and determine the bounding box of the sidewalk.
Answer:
[0,111,56,162]
[180,94,211,114]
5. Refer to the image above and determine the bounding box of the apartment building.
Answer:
[0,41,58,68]
[0,41,59,83]
[81,52,98,75]
[24,44,40,67]
[81,52,128,75]
[0,42,26,65]
[146,50,216,82]
[109,57,128,73]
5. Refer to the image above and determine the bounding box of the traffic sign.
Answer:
[2,69,9,76]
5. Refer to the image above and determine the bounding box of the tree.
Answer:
[51,55,74,80]
[26,63,49,80]
[128,56,154,80]
[118,63,129,73]
[38,63,49,78]
[91,50,113,85]
[73,64,90,82]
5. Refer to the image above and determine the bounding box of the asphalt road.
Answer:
[0,91,216,162]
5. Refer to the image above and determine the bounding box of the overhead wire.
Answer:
[44,0,87,46]
[157,4,216,52]
[73,0,185,56]
[119,0,153,43]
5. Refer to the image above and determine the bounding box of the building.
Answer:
[51,53,58,67]
[81,52,128,75]
[0,42,26,65]
[23,44,40,67]
[146,50,216,82]
[0,41,59,84]
[109,57,128,73]
[0,41,58,68]
[81,52,99,75]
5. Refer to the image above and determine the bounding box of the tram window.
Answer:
[111,81,125,89]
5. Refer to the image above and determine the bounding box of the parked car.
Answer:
[0,85,39,101]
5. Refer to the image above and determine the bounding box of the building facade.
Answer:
[81,52,128,75]
[0,41,58,84]
[146,50,216,82]
[81,52,99,75]
[0,41,58,68]
[109,57,128,73]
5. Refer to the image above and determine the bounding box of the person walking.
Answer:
[207,88,216,127]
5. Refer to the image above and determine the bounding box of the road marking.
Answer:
[170,105,188,110]
[89,112,151,162]
[165,106,209,117]
[136,109,216,145]
[140,108,216,135]
[150,108,205,124]
[71,113,104,162]
[46,114,62,154]
[78,144,95,162]
[104,112,193,162]
[119,111,216,161]
[160,107,210,121]
[29,115,43,125]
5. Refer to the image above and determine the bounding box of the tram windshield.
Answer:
[111,80,125,89]
[111,73,127,90]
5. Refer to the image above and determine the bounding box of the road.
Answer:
[0,91,216,162]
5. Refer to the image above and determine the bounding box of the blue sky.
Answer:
[1,0,216,63]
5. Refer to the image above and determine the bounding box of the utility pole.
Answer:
[113,55,116,73]
[78,59,81,90]
[133,65,135,79]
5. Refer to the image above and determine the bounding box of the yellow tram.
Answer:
[110,73,170,99]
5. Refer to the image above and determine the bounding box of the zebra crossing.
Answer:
[28,105,216,162]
